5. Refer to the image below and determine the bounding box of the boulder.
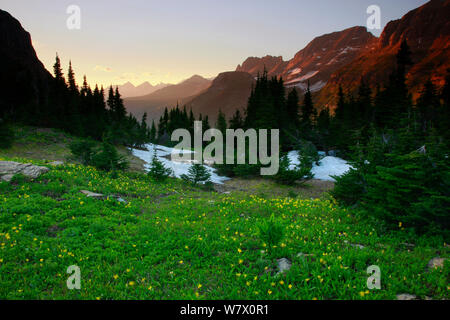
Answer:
[0,161,49,181]
[80,190,105,199]
[396,294,416,300]
[276,258,292,276]
[427,257,446,271]
[1,174,14,182]
[80,190,128,204]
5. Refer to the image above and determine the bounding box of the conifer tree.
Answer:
[53,53,65,83]
[150,120,157,142]
[300,82,315,138]
[67,61,78,94]
[181,163,212,185]
[107,86,115,114]
[113,87,126,121]
[286,88,300,128]
[216,109,227,135]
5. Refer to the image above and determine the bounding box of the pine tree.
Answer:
[286,88,300,128]
[181,163,212,185]
[416,80,439,133]
[67,61,78,94]
[113,87,126,121]
[300,82,315,138]
[107,86,115,114]
[150,120,157,142]
[216,109,227,135]
[53,53,65,83]
[202,115,210,132]
[148,150,173,181]
[229,109,244,129]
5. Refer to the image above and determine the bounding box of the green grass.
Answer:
[0,156,448,300]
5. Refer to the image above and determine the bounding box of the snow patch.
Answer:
[288,68,302,76]
[287,151,352,182]
[285,71,319,84]
[131,144,230,184]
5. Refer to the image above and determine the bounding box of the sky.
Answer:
[0,0,429,87]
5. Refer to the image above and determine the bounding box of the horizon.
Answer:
[1,0,428,87]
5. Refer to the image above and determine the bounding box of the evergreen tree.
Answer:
[107,86,115,114]
[216,109,227,135]
[286,88,300,128]
[113,87,126,121]
[229,109,244,129]
[148,150,173,181]
[300,82,315,138]
[202,115,210,132]
[67,61,78,94]
[181,163,212,185]
[53,53,65,83]
[150,120,157,142]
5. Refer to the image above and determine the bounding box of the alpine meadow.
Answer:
[0,0,448,308]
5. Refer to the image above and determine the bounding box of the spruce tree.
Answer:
[150,120,157,142]
[229,109,244,129]
[181,163,212,185]
[300,82,315,139]
[113,87,126,121]
[148,150,173,181]
[216,109,227,135]
[286,88,300,128]
[67,61,78,94]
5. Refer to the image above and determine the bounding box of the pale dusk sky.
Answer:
[0,0,428,87]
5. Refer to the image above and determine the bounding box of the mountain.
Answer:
[185,72,255,121]
[0,9,52,116]
[280,26,375,92]
[124,75,212,121]
[236,55,288,77]
[117,81,170,98]
[182,27,375,122]
[316,0,450,108]
[236,27,375,93]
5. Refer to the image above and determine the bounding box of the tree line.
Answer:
[0,54,151,148]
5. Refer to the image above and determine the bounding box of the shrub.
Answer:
[257,214,284,253]
[91,140,128,172]
[331,168,367,206]
[181,163,211,185]
[274,154,304,185]
[362,151,450,236]
[147,150,172,181]
[69,139,96,165]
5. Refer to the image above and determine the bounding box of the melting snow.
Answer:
[285,71,319,84]
[287,151,352,182]
[288,68,302,76]
[132,144,351,184]
[131,144,230,184]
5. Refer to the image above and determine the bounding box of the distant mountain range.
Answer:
[183,0,450,121]
[116,81,170,98]
[2,0,448,126]
[124,75,212,122]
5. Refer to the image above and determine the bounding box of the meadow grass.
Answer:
[0,156,448,300]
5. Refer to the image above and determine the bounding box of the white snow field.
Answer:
[287,151,353,182]
[132,144,352,184]
[131,144,230,184]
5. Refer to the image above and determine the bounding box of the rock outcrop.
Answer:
[0,161,49,182]
[0,10,52,117]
